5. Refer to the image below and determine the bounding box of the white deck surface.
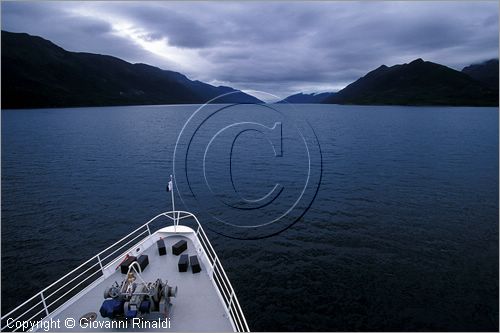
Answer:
[44,232,233,332]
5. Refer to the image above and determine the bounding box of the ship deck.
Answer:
[44,231,233,332]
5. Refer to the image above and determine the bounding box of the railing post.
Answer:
[209,264,213,281]
[40,292,49,317]
[146,224,151,235]
[97,255,104,273]
[228,290,234,312]
[211,257,218,279]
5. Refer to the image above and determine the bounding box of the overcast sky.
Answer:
[2,1,498,98]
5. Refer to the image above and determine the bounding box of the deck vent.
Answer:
[79,312,97,325]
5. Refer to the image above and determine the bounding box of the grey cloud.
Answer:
[77,19,112,34]
[138,32,164,42]
[116,5,214,48]
[1,1,498,97]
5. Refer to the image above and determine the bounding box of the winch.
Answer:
[99,262,177,320]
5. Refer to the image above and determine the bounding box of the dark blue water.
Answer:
[2,105,498,331]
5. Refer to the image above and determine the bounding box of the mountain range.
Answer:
[461,59,498,91]
[278,92,332,104]
[1,31,261,109]
[285,59,498,106]
[2,30,498,108]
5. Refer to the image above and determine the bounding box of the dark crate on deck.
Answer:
[157,239,166,256]
[137,255,149,271]
[190,255,201,274]
[178,254,189,272]
[172,239,187,255]
[120,256,137,274]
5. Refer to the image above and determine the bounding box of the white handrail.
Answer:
[1,211,249,332]
[162,211,249,331]
[44,261,100,299]
[184,213,249,332]
[99,230,149,263]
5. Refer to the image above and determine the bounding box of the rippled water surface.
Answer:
[2,104,498,331]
